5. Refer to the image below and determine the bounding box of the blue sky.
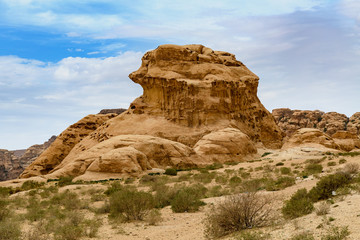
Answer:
[0,0,359,149]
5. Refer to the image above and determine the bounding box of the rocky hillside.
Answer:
[272,108,360,137]
[0,136,56,181]
[21,44,283,181]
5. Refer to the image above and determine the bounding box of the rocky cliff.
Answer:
[273,108,360,151]
[21,44,283,180]
[20,114,118,178]
[0,136,56,181]
[272,108,360,137]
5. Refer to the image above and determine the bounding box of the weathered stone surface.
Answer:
[348,112,360,136]
[282,128,340,150]
[332,131,360,152]
[98,108,126,115]
[46,135,207,178]
[194,128,257,162]
[20,114,117,178]
[0,136,56,181]
[273,109,350,137]
[21,44,283,179]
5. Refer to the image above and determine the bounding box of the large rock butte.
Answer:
[21,44,283,179]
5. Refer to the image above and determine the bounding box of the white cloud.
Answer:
[0,51,144,149]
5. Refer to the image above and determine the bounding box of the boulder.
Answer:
[194,128,257,162]
[46,135,207,178]
[332,131,360,151]
[282,128,340,150]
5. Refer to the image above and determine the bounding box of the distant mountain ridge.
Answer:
[0,136,56,181]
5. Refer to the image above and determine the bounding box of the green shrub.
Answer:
[205,162,223,170]
[234,230,270,240]
[321,226,350,240]
[109,189,154,221]
[50,190,83,210]
[291,232,315,240]
[164,168,177,176]
[193,172,216,184]
[304,163,323,175]
[154,184,177,208]
[327,161,336,167]
[282,188,314,219]
[275,162,284,166]
[170,185,206,213]
[57,176,74,187]
[206,185,229,198]
[21,180,44,190]
[204,192,273,238]
[229,176,242,185]
[339,159,347,164]
[280,167,291,175]
[338,152,360,157]
[0,187,12,197]
[0,221,21,240]
[215,174,228,184]
[266,176,295,191]
[261,152,272,157]
[145,209,162,226]
[308,172,352,202]
[0,199,10,221]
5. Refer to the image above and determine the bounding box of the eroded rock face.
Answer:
[194,128,257,162]
[282,128,340,150]
[128,44,283,148]
[20,114,117,178]
[21,44,284,180]
[46,135,207,179]
[348,113,360,136]
[332,131,360,152]
[273,109,351,137]
[0,136,56,181]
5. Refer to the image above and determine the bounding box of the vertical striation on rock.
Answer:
[128,44,283,148]
[20,44,284,180]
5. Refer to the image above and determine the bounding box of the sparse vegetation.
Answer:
[170,185,206,213]
[316,202,330,216]
[291,232,315,240]
[109,188,155,221]
[282,188,314,219]
[304,163,323,175]
[321,226,350,240]
[308,172,352,202]
[164,168,177,176]
[204,192,273,238]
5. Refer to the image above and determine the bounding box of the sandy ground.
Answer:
[3,146,360,240]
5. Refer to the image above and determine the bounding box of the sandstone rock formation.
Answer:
[21,44,283,180]
[194,128,257,162]
[47,135,209,180]
[282,128,340,150]
[332,131,360,152]
[0,136,56,181]
[348,113,360,136]
[98,108,126,115]
[20,114,117,178]
[272,108,360,137]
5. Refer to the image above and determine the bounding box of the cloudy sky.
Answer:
[0,0,359,150]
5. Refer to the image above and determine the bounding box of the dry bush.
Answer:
[316,202,330,216]
[109,189,155,221]
[342,163,359,175]
[145,209,162,226]
[204,192,274,238]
